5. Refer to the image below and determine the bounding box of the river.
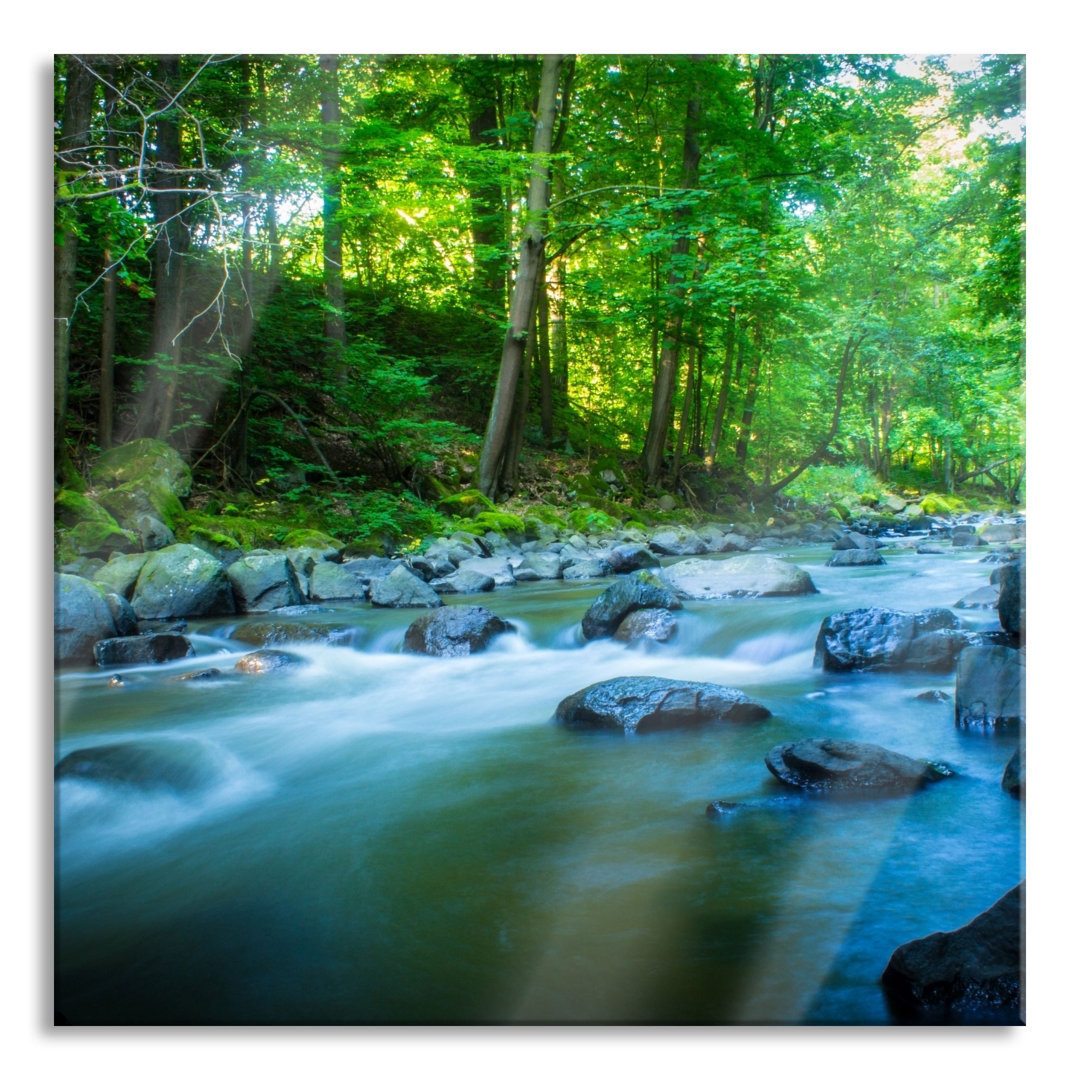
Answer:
[54,542,1024,1024]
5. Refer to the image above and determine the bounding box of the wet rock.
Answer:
[55,737,213,793]
[130,544,235,620]
[980,523,1023,544]
[881,883,1024,1024]
[167,667,224,682]
[826,548,886,567]
[103,592,138,637]
[226,553,304,613]
[814,607,977,673]
[601,543,661,574]
[833,531,878,551]
[340,556,397,585]
[561,558,611,581]
[1002,748,1025,798]
[952,531,986,548]
[613,607,678,645]
[915,689,950,703]
[954,586,1000,610]
[659,555,816,600]
[512,551,565,581]
[369,564,443,608]
[55,573,124,667]
[648,526,708,556]
[228,621,352,648]
[93,633,195,667]
[93,552,152,599]
[456,556,516,588]
[581,569,682,640]
[233,649,305,674]
[915,542,951,555]
[997,556,1025,640]
[431,568,496,594]
[402,605,514,657]
[765,738,953,793]
[555,676,770,734]
[308,561,368,602]
[955,645,1025,728]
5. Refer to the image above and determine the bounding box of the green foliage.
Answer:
[785,465,883,505]
[567,507,621,535]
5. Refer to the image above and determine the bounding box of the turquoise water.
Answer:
[54,545,1024,1024]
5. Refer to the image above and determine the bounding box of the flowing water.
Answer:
[54,544,1024,1025]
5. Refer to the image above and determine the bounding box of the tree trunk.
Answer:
[706,304,737,467]
[672,339,696,480]
[641,66,703,488]
[320,54,347,374]
[97,60,119,451]
[54,55,97,474]
[734,320,765,467]
[538,266,553,442]
[476,54,565,500]
[500,296,540,494]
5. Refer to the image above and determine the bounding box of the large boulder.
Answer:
[89,438,191,532]
[93,633,195,667]
[402,605,514,657]
[601,543,660,574]
[55,737,216,793]
[561,557,612,581]
[555,676,770,734]
[833,531,878,551]
[881,883,1024,1024]
[431,568,496,595]
[814,607,976,673]
[955,645,1025,728]
[129,544,235,620]
[227,553,304,613]
[997,556,1025,640]
[55,573,123,667]
[826,548,886,567]
[581,570,682,640]
[980,523,1023,544]
[369,564,442,608]
[54,490,138,561]
[512,551,565,581]
[659,555,816,600]
[92,552,152,600]
[456,556,516,588]
[307,561,368,602]
[765,738,953,793]
[648,526,708,557]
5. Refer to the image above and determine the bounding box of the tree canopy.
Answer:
[53,52,1025,544]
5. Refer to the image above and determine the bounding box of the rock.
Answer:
[55,737,214,793]
[601,543,660,574]
[555,676,770,734]
[715,532,753,553]
[308,561,368,602]
[765,738,953,793]
[581,570,682,640]
[1002,748,1025,798]
[659,555,816,600]
[657,494,678,511]
[613,607,678,645]
[55,573,123,667]
[233,649,304,674]
[954,585,1000,610]
[93,633,195,667]
[89,438,191,532]
[136,514,175,551]
[229,621,352,648]
[279,529,344,561]
[456,556,516,588]
[915,689,950,703]
[92,552,152,599]
[952,531,986,548]
[103,591,138,637]
[833,531,878,551]
[369,564,443,608]
[402,605,514,657]
[648,526,708,556]
[980,523,1023,544]
[915,542,951,555]
[512,551,565,581]
[340,556,397,585]
[814,607,976,673]
[881,883,1024,1024]
[561,558,611,580]
[881,494,908,513]
[825,548,886,567]
[226,553,304,613]
[167,667,224,682]
[431,569,496,594]
[954,645,1025,728]
[130,544,235,620]
[997,557,1025,639]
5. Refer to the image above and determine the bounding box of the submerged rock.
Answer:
[659,554,816,600]
[55,737,214,793]
[955,645,1025,728]
[402,605,514,657]
[93,633,195,667]
[814,607,976,673]
[881,883,1024,1024]
[581,570,682,640]
[954,585,1000,610]
[765,738,953,793]
[233,649,305,674]
[825,548,886,567]
[555,676,770,734]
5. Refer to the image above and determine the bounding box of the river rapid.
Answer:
[54,542,1024,1025]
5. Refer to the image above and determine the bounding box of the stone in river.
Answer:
[764,737,953,793]
[402,605,514,657]
[659,554,816,600]
[581,570,682,640]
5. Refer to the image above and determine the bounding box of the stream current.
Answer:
[54,543,1024,1024]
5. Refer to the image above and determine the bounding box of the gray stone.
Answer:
[955,645,1025,727]
[561,558,611,580]
[815,607,977,673]
[431,569,496,594]
[130,544,235,620]
[234,649,305,674]
[826,548,886,567]
[833,530,878,551]
[512,551,565,581]
[980,523,1023,544]
[602,543,660,574]
[308,561,368,602]
[402,606,514,657]
[93,552,153,599]
[93,633,195,667]
[227,553,304,613]
[659,555,816,600]
[613,607,678,645]
[765,738,953,793]
[1002,748,1025,798]
[369,564,442,608]
[56,737,214,793]
[456,556,516,588]
[648,526,708,556]
[136,514,175,551]
[997,557,1025,639]
[954,585,1000,610]
[555,676,770,734]
[55,573,122,667]
[581,570,682,640]
[881,884,1024,1024]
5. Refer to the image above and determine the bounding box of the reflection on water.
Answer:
[55,545,1024,1024]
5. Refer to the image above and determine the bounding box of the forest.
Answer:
[53,53,1025,550]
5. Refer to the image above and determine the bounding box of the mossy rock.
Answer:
[55,489,121,531]
[567,507,621,535]
[56,520,138,563]
[523,505,567,529]
[471,510,525,536]
[920,494,960,517]
[174,511,284,551]
[437,488,497,518]
[96,482,184,531]
[90,438,192,497]
[280,528,342,552]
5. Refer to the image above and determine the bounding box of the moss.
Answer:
[175,510,284,550]
[96,482,184,530]
[90,438,192,496]
[471,510,525,536]
[830,503,849,522]
[523,505,566,529]
[437,488,497,518]
[280,528,342,551]
[56,520,137,563]
[567,507,620,535]
[920,494,961,516]
[55,489,120,530]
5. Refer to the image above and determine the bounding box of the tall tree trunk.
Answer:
[672,339,696,479]
[707,304,737,467]
[734,320,765,467]
[320,54,346,375]
[97,60,119,451]
[500,295,541,494]
[641,66,703,488]
[54,55,97,475]
[538,266,553,442]
[476,54,565,500]
[549,170,569,433]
